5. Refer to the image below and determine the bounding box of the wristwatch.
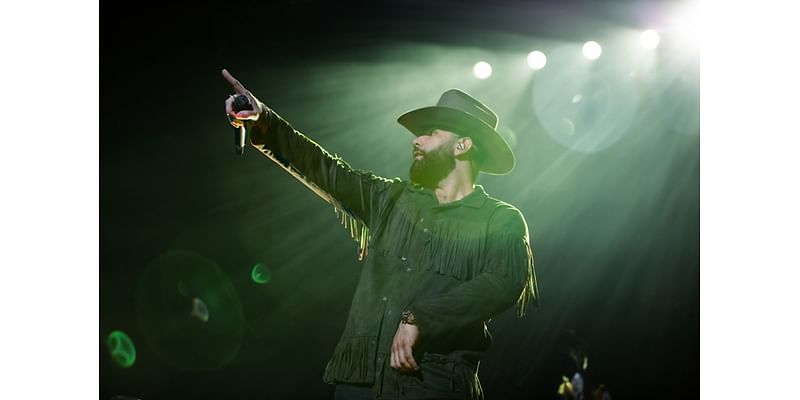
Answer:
[400,310,417,325]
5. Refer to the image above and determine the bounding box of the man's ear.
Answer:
[454,137,473,157]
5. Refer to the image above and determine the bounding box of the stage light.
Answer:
[473,61,493,79]
[668,1,699,49]
[641,29,660,49]
[527,51,547,70]
[582,41,602,60]
[107,330,136,368]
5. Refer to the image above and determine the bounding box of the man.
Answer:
[223,69,538,400]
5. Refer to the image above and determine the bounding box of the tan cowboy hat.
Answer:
[397,89,515,175]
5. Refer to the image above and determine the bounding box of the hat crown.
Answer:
[396,88,514,175]
[436,89,498,130]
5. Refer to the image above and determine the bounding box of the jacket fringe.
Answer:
[372,201,537,315]
[323,336,375,383]
[259,147,371,261]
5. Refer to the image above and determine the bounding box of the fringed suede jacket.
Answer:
[249,106,538,400]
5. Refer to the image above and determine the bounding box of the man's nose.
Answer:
[413,136,424,147]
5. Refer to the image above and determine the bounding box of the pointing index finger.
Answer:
[222,68,246,94]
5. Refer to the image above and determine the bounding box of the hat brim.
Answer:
[397,106,515,175]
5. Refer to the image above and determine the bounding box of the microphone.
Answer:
[231,94,253,155]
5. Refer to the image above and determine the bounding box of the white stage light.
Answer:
[641,29,661,49]
[582,41,602,60]
[527,51,547,70]
[473,61,493,79]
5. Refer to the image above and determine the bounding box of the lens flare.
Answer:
[191,297,209,322]
[107,330,136,368]
[136,250,245,371]
[251,263,272,284]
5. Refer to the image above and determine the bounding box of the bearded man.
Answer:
[223,69,538,400]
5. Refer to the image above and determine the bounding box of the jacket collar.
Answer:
[408,182,489,210]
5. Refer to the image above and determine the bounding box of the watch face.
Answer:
[401,310,417,325]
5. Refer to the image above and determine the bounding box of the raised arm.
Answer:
[222,69,398,230]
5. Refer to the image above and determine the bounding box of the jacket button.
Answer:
[406,268,412,272]
[382,296,388,302]
[400,256,407,261]
[423,228,429,233]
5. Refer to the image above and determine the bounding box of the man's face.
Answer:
[409,129,458,189]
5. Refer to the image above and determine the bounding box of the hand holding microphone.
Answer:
[222,69,262,154]
[229,94,252,154]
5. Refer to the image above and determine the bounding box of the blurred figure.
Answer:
[554,329,614,400]
[591,384,612,400]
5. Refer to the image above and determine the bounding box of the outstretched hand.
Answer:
[390,323,420,374]
[222,68,262,128]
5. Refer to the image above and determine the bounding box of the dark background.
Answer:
[101,0,699,398]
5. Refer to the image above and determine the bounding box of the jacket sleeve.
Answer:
[405,206,538,342]
[248,104,399,228]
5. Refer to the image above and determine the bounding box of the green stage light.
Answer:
[107,330,136,368]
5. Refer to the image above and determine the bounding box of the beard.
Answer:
[409,145,456,189]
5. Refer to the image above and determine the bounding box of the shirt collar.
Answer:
[408,182,489,210]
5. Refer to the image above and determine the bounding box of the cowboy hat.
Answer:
[397,89,515,175]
